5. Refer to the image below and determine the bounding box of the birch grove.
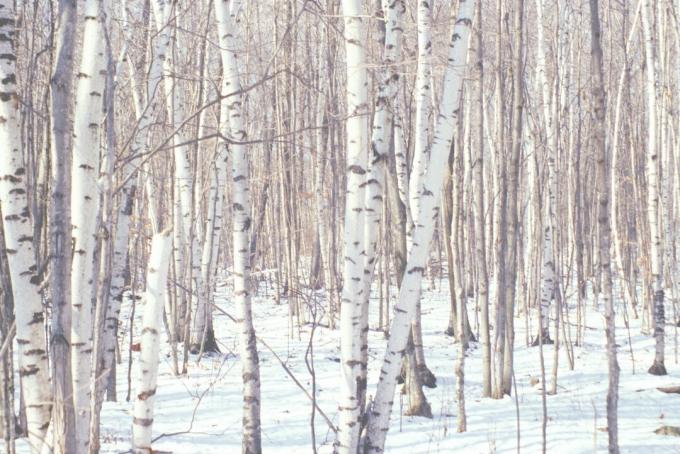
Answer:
[1,1,680,453]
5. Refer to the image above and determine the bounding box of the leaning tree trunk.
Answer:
[132,230,172,454]
[360,0,407,418]
[105,0,171,386]
[0,2,52,450]
[364,1,476,451]
[215,1,262,452]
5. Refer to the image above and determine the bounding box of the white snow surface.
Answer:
[10,275,680,453]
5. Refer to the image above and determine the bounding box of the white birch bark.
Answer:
[363,0,405,303]
[215,1,262,451]
[357,0,406,422]
[132,230,172,454]
[191,42,221,351]
[610,2,642,316]
[472,0,490,397]
[0,1,52,449]
[151,0,197,336]
[535,0,557,342]
[108,0,171,345]
[641,0,666,375]
[393,104,410,212]
[364,1,476,450]
[194,90,227,351]
[70,1,107,449]
[408,0,434,226]
[334,0,370,451]
[502,0,524,395]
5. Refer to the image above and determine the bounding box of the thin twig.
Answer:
[210,302,338,433]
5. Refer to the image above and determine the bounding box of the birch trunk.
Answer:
[132,230,172,454]
[88,38,117,449]
[107,0,171,369]
[49,0,78,451]
[492,0,507,400]
[641,0,667,376]
[70,1,107,449]
[393,105,410,213]
[472,0,490,397]
[406,0,437,395]
[589,0,619,450]
[314,92,335,328]
[215,1,262,451]
[364,2,476,450]
[408,0,433,225]
[192,42,223,353]
[502,0,524,395]
[359,0,406,419]
[334,0,370,451]
[0,2,51,449]
[534,0,556,344]
[194,124,226,353]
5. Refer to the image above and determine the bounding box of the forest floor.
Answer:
[14,274,680,453]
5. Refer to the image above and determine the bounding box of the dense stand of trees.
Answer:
[0,0,679,453]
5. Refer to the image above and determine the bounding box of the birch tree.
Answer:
[502,0,524,395]
[408,0,433,224]
[215,1,262,451]
[641,0,667,376]
[70,0,108,449]
[334,0,370,451]
[365,1,476,450]
[132,230,172,454]
[472,0,491,398]
[48,0,78,451]
[534,0,557,344]
[0,1,52,449]
[589,0,619,450]
[362,0,408,416]
[106,0,172,380]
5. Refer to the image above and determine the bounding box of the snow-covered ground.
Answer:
[12,275,680,453]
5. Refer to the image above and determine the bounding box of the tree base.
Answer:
[531,333,553,347]
[188,327,221,355]
[404,400,433,418]
[419,366,437,389]
[398,364,437,388]
[648,361,667,376]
